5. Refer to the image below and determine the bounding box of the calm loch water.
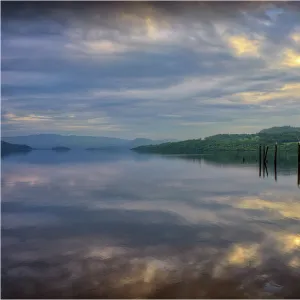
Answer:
[1,150,300,298]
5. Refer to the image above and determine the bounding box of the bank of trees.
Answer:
[133,126,300,154]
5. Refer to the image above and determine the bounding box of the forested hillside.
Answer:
[133,126,300,154]
[1,141,32,156]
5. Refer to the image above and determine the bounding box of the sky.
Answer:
[1,1,300,139]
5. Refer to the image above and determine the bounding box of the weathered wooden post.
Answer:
[298,142,300,186]
[263,145,266,177]
[274,143,278,182]
[263,145,269,177]
[274,143,278,165]
[259,145,262,177]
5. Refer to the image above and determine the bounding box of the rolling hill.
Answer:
[132,126,300,155]
[1,141,32,156]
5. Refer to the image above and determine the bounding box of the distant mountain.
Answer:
[2,134,173,149]
[1,141,32,156]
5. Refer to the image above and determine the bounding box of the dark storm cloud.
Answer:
[1,2,268,22]
[2,2,295,43]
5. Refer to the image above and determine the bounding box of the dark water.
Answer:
[1,150,300,298]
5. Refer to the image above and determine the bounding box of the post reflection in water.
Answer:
[256,147,300,185]
[1,150,300,298]
[264,162,268,177]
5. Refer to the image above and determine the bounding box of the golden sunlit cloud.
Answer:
[85,40,127,53]
[227,35,261,57]
[146,17,157,39]
[281,82,300,92]
[291,30,300,44]
[4,113,51,122]
[144,17,172,42]
[281,48,300,68]
[235,82,300,104]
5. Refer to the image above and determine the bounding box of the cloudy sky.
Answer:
[1,1,300,139]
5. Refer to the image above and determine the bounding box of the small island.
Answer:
[52,146,71,152]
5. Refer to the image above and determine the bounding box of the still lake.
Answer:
[1,150,300,298]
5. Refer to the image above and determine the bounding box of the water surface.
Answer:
[1,150,300,298]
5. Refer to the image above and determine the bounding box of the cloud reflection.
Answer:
[2,153,300,298]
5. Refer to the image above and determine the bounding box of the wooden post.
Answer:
[298,142,300,186]
[274,143,278,165]
[274,143,277,182]
[263,145,265,177]
[262,145,269,178]
[259,145,262,177]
